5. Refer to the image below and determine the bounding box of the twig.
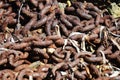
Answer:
[110,38,120,50]
[100,50,107,64]
[81,35,87,51]
[63,39,68,50]
[17,0,25,30]
[69,39,80,53]
[55,25,61,37]
[100,26,105,41]
[107,28,120,37]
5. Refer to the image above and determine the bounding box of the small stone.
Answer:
[47,48,55,54]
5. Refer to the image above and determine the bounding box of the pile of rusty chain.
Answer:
[0,0,120,80]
